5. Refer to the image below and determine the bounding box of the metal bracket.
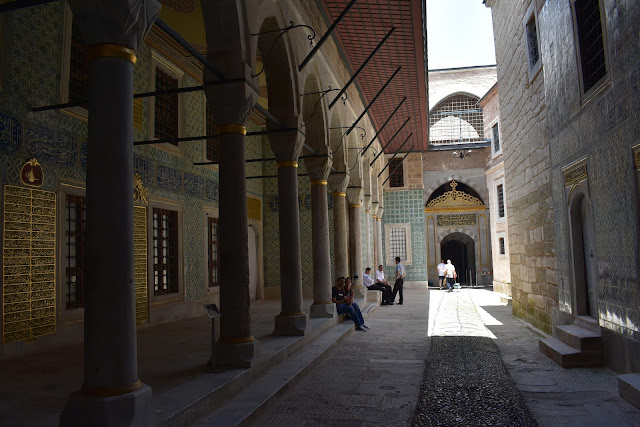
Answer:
[300,86,347,126]
[252,21,316,77]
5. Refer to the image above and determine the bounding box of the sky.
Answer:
[426,0,496,70]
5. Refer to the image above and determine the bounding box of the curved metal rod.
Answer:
[301,87,348,127]
[252,21,317,77]
[330,126,366,140]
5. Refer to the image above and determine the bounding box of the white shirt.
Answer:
[444,263,456,278]
[437,263,446,276]
[375,270,385,283]
[363,273,374,288]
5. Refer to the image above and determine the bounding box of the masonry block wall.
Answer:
[540,0,640,371]
[488,0,556,333]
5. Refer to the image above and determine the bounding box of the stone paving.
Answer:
[252,290,431,426]
[251,288,640,427]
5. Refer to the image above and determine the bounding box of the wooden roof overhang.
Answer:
[317,0,429,154]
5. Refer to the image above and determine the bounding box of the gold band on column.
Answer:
[219,335,254,344]
[377,218,382,221]
[373,215,377,218]
[82,380,142,397]
[332,192,346,197]
[217,124,247,135]
[87,44,137,65]
[310,180,328,186]
[350,204,361,208]
[279,311,306,316]
[277,161,298,168]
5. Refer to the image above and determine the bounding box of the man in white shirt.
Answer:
[392,257,406,305]
[436,259,447,290]
[444,259,457,293]
[365,266,393,305]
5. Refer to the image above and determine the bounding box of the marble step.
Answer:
[555,324,602,352]
[539,337,603,369]
[619,374,640,410]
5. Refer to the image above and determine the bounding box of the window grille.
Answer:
[65,195,86,309]
[574,0,606,93]
[497,184,505,218]
[155,68,179,145]
[208,217,219,287]
[206,105,219,162]
[389,228,407,261]
[492,123,500,152]
[153,208,179,295]
[69,22,88,104]
[389,158,404,188]
[499,237,506,255]
[526,15,540,69]
[429,94,484,144]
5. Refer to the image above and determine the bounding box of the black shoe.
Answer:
[387,301,394,305]
[381,302,388,306]
[397,302,403,305]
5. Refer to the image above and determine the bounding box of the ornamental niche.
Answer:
[424,180,485,213]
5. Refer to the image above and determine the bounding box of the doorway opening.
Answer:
[569,193,597,317]
[440,232,476,285]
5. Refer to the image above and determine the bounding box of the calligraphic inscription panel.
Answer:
[134,206,148,325]
[3,185,56,343]
[437,213,476,227]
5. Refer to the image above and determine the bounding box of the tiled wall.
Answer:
[382,189,427,282]
[0,4,261,309]
[261,144,335,292]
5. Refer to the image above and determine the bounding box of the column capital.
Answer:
[68,0,160,50]
[377,208,384,218]
[269,116,304,162]
[328,173,349,194]
[346,187,364,206]
[364,194,372,211]
[371,201,379,216]
[305,156,332,182]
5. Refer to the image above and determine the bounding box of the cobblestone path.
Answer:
[412,290,537,426]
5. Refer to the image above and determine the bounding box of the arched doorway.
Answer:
[440,232,476,285]
[569,193,597,317]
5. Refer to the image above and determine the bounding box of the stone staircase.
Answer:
[539,316,603,368]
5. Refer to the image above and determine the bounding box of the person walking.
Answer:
[392,257,405,305]
[436,259,447,290]
[444,259,457,293]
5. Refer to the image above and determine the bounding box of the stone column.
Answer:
[305,158,336,318]
[347,187,364,297]
[201,1,257,367]
[60,2,160,425]
[377,208,384,267]
[270,125,307,335]
[329,174,349,280]
[371,202,379,267]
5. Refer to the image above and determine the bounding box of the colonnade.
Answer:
[59,1,385,424]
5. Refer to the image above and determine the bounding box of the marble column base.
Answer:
[273,314,308,336]
[216,341,256,368]
[353,285,366,298]
[310,303,336,319]
[60,384,153,427]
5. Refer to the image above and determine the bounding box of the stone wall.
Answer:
[488,0,555,333]
[541,0,640,352]
[428,66,498,109]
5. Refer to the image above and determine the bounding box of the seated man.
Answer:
[332,277,367,331]
[365,266,393,305]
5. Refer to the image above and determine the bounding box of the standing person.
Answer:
[444,259,457,293]
[436,259,447,290]
[332,277,367,331]
[392,256,405,305]
[364,267,393,305]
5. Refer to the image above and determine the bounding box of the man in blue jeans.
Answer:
[332,277,367,331]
